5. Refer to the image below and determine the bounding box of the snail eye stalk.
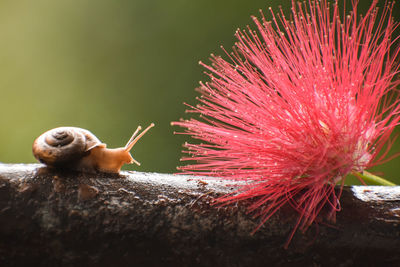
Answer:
[125,123,155,152]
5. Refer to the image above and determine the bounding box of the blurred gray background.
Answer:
[0,0,399,184]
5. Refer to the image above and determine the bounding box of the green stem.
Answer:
[353,171,396,186]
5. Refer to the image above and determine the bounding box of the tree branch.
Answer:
[1,163,400,266]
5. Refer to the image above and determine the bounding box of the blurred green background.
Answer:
[0,0,399,184]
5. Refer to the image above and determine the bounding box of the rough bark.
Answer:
[0,163,400,266]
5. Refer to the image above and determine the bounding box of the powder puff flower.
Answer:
[172,0,400,246]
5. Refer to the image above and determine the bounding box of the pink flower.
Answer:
[172,0,400,246]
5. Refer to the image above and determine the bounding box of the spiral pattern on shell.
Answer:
[32,127,102,166]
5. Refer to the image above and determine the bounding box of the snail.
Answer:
[32,123,155,173]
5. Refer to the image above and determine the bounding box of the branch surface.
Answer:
[1,163,400,266]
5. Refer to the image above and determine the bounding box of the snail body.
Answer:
[32,124,154,173]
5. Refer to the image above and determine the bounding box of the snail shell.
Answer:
[32,127,105,168]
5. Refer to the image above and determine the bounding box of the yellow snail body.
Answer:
[32,124,154,173]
